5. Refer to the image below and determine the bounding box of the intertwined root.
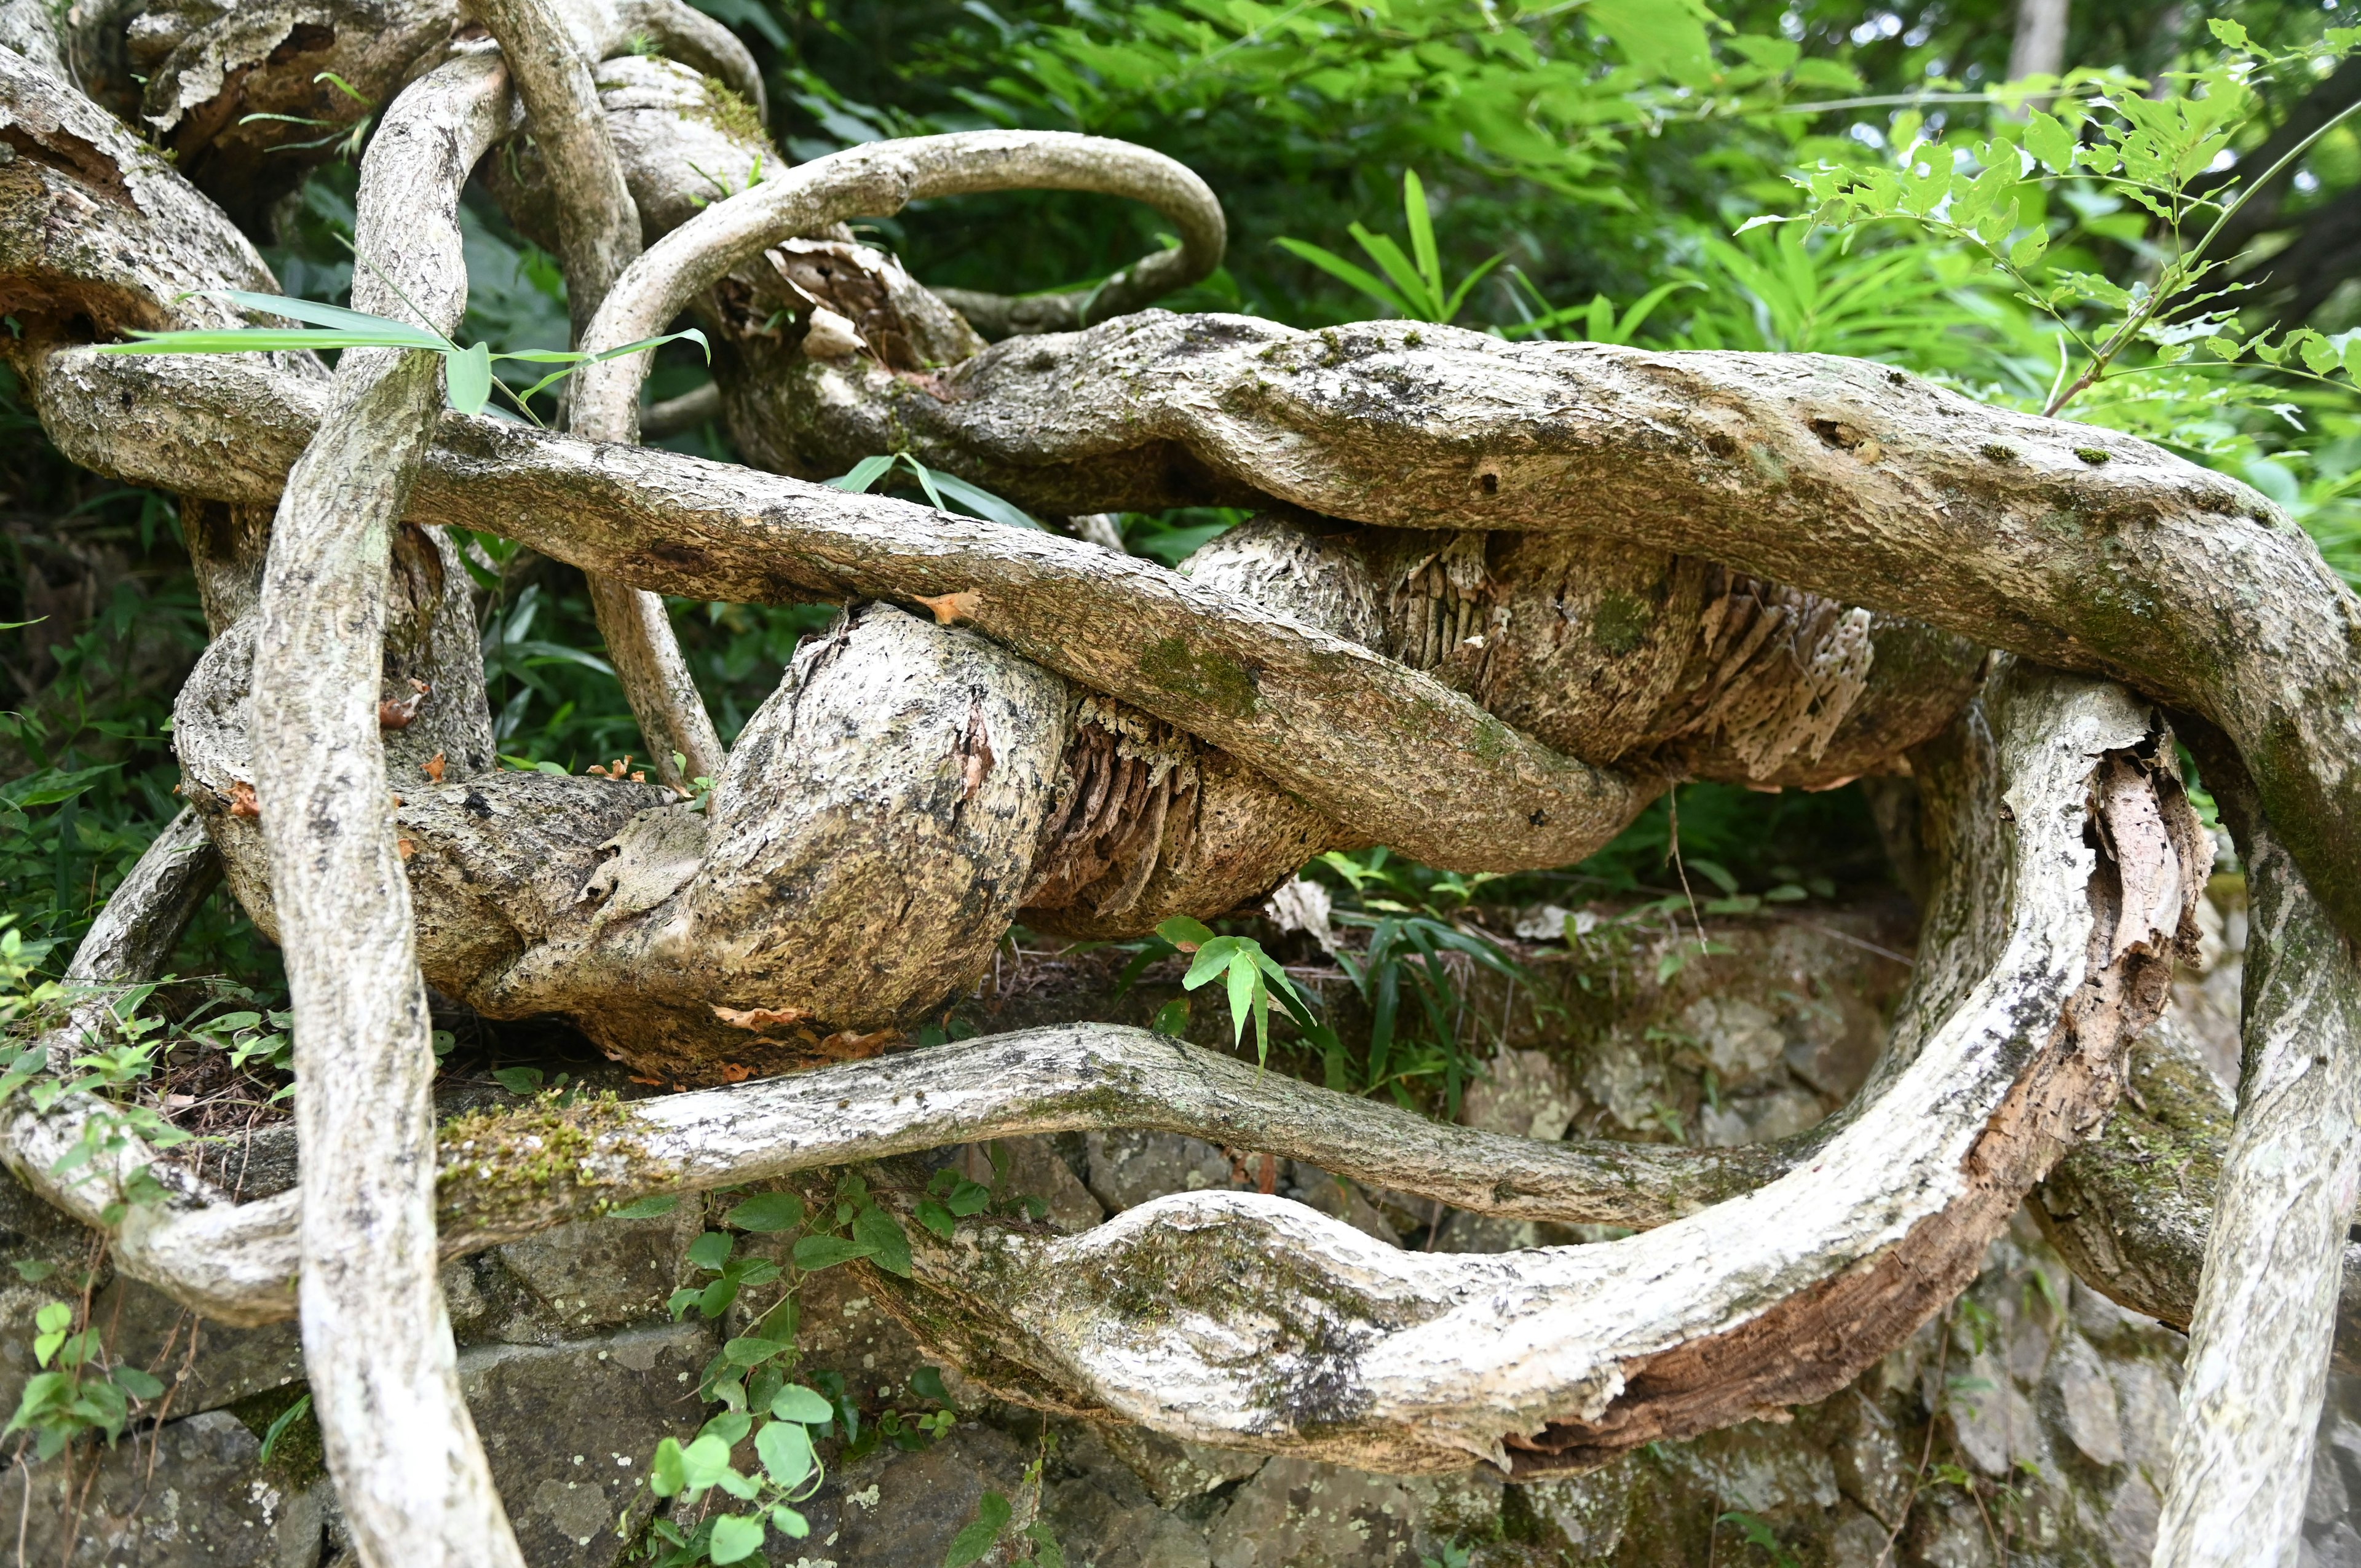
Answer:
[7,8,2361,1561]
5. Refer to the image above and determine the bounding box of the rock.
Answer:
[785,1264,943,1410]
[2308,1521,2361,1568]
[1698,1085,1824,1146]
[481,1201,705,1344]
[1,1166,105,1420]
[459,1319,718,1568]
[821,1423,1032,1565]
[1203,1457,1495,1568]
[1517,1462,1635,1558]
[16,1409,331,1566]
[1458,1048,1578,1142]
[1579,1042,1664,1133]
[1944,1346,2050,1479]
[2048,1336,2127,1467]
[96,1275,307,1419]
[1277,1163,1398,1245]
[1829,1503,1897,1567]
[1093,1423,1268,1509]
[1680,996,1787,1088]
[1043,1441,1216,1568]
[1651,1419,1840,1516]
[1803,1389,1913,1526]
[1084,1131,1239,1213]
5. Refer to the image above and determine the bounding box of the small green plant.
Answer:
[97,287,706,425]
[944,1448,1064,1567]
[1715,1510,1801,1568]
[1311,849,1525,1114]
[639,1171,976,1563]
[237,69,376,161]
[4,1299,165,1459]
[1498,268,1699,346]
[1150,915,1336,1069]
[1277,172,1504,325]
[826,452,1043,531]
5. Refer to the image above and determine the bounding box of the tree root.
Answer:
[2151,773,2361,1564]
[244,47,526,1566]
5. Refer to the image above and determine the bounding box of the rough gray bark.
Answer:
[244,47,527,1567]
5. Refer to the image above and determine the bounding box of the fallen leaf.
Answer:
[913,590,980,625]
[718,1062,756,1083]
[422,752,446,783]
[396,837,417,860]
[227,780,260,819]
[815,1028,897,1060]
[711,1004,813,1032]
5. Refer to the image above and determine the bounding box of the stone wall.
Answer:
[7,890,2356,1566]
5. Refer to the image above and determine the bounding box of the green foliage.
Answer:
[1716,1510,1803,1568]
[101,288,707,423]
[639,1171,971,1563]
[826,452,1043,529]
[1774,28,2361,415]
[1308,849,1524,1114]
[1153,914,1334,1067]
[1276,171,1505,323]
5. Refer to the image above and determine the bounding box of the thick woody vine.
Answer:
[1,4,2358,1566]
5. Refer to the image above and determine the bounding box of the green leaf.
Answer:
[724,1336,789,1366]
[946,1179,991,1217]
[1151,997,1190,1037]
[1155,915,1217,950]
[1274,238,1412,319]
[708,1514,768,1564]
[258,1393,311,1463]
[852,1205,913,1278]
[725,1192,805,1232]
[588,327,711,366]
[606,1193,680,1220]
[687,1231,736,1271]
[756,1417,815,1487]
[4,764,119,809]
[445,341,492,414]
[197,289,446,344]
[1588,0,1715,87]
[920,466,1045,531]
[1224,951,1259,1047]
[2208,17,2252,49]
[946,1492,1014,1568]
[489,1065,544,1095]
[915,1198,957,1239]
[113,1366,164,1400]
[791,1233,877,1272]
[826,454,899,493]
[649,1436,688,1497]
[772,1506,811,1538]
[1402,171,1441,305]
[770,1384,836,1423]
[2023,111,2077,175]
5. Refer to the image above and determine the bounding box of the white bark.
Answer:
[569,130,1226,442]
[2152,815,2361,1566]
[471,0,726,787]
[246,47,526,1568]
